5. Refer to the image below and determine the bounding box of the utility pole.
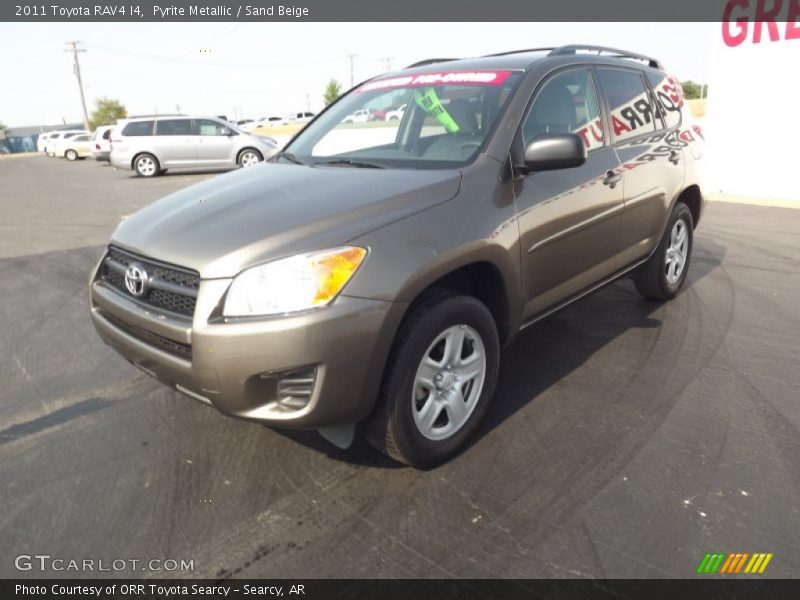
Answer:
[64,41,91,132]
[383,57,394,72]
[346,53,358,88]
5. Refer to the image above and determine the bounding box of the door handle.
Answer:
[669,149,681,165]
[602,170,622,188]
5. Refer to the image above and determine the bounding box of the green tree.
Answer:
[89,97,127,130]
[681,81,704,100]
[323,79,342,107]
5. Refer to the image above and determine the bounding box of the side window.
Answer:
[596,69,657,143]
[122,121,154,136]
[103,129,112,140]
[195,119,227,136]
[522,69,604,152]
[646,72,683,130]
[156,119,193,136]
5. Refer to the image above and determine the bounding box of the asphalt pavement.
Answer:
[1,155,799,579]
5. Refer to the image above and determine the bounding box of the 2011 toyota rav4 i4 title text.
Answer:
[89,45,705,467]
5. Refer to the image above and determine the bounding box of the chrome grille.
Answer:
[101,246,199,317]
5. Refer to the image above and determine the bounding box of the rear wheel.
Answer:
[133,153,159,177]
[65,149,78,161]
[237,148,262,168]
[365,293,500,467]
[634,201,694,300]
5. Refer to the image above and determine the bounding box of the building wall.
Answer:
[705,5,800,201]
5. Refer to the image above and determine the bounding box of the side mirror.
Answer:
[221,127,234,136]
[519,133,587,173]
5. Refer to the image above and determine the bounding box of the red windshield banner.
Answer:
[359,70,513,92]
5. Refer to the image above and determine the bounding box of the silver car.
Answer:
[109,116,278,177]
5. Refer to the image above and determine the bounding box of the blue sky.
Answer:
[1,22,712,126]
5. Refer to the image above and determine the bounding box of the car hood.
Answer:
[112,162,461,278]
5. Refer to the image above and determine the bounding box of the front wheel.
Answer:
[365,293,500,467]
[65,149,78,161]
[237,148,262,168]
[133,153,159,177]
[634,201,694,300]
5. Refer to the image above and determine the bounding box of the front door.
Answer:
[514,68,624,320]
[194,118,235,165]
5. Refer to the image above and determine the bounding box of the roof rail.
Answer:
[405,58,459,69]
[483,47,556,57]
[549,45,663,69]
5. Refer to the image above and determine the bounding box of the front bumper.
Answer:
[89,267,400,429]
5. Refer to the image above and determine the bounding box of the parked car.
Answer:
[281,112,315,126]
[109,116,278,177]
[369,108,388,121]
[45,130,86,156]
[242,116,283,131]
[61,134,94,161]
[92,125,115,161]
[342,109,370,124]
[90,45,704,467]
[385,104,406,121]
[236,119,255,127]
[37,132,54,153]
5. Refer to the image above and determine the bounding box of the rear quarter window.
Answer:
[122,121,155,136]
[646,72,683,129]
[596,69,657,143]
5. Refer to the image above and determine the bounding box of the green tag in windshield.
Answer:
[413,88,460,133]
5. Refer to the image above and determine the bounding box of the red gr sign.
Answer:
[722,0,800,46]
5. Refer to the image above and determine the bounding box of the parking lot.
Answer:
[1,155,799,578]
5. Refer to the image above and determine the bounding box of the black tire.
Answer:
[133,153,160,177]
[364,292,500,468]
[65,149,78,161]
[237,148,262,168]
[634,201,694,300]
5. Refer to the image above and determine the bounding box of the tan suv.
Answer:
[90,45,704,467]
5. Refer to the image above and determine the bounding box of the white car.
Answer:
[281,112,316,126]
[341,109,370,124]
[92,125,115,161]
[37,132,54,153]
[46,130,87,156]
[385,104,406,121]
[241,116,283,131]
[61,134,94,161]
[109,115,277,177]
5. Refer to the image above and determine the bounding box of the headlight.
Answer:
[223,246,367,317]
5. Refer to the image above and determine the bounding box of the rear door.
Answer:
[514,67,625,320]
[154,118,196,166]
[194,118,235,165]
[595,68,685,267]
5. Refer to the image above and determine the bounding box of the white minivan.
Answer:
[109,116,278,177]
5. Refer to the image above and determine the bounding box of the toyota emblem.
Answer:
[124,262,150,297]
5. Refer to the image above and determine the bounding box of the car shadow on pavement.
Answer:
[286,237,727,469]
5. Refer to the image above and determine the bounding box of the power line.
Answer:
[64,41,91,132]
[88,42,344,69]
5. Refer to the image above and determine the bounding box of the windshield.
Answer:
[283,70,522,169]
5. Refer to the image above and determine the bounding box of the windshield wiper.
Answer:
[277,151,306,165]
[313,158,386,169]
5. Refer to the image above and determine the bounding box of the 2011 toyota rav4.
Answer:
[89,45,705,467]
